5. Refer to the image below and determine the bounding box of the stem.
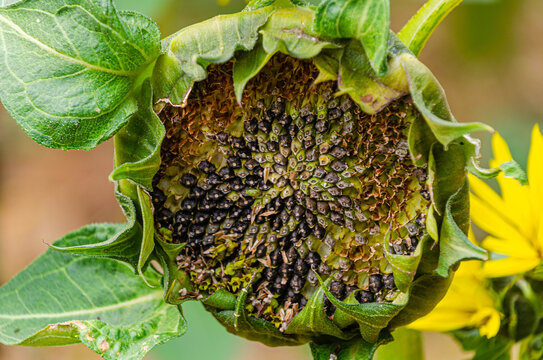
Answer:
[398,0,463,57]
[374,328,425,360]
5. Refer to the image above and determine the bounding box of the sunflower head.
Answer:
[143,0,490,348]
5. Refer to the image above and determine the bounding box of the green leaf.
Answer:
[407,112,437,166]
[111,80,165,190]
[0,237,185,359]
[384,235,426,293]
[314,0,390,75]
[429,144,486,278]
[285,278,353,341]
[507,293,538,341]
[470,159,528,185]
[212,279,308,347]
[311,333,392,360]
[233,43,275,103]
[315,274,405,343]
[398,0,463,57]
[389,272,452,328]
[462,135,529,185]
[338,38,405,114]
[0,0,161,150]
[50,188,143,269]
[260,7,341,58]
[313,48,343,82]
[520,333,543,360]
[201,289,237,311]
[154,237,187,305]
[244,0,277,11]
[291,0,321,5]
[136,186,156,286]
[454,330,513,360]
[152,6,273,105]
[399,53,493,147]
[429,142,467,215]
[436,179,488,277]
[233,7,341,102]
[213,309,306,346]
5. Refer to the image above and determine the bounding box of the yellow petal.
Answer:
[469,175,510,221]
[495,176,533,234]
[482,235,538,259]
[528,124,543,227]
[470,193,530,244]
[490,132,513,165]
[482,256,540,278]
[538,209,543,251]
[472,307,501,338]
[489,132,534,236]
[407,309,475,333]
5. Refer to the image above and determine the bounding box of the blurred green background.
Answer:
[0,0,541,359]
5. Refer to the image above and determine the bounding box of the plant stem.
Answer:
[374,328,425,360]
[398,0,463,57]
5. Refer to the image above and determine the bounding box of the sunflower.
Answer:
[470,125,543,278]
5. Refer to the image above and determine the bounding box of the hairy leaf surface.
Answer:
[0,0,161,149]
[0,233,185,359]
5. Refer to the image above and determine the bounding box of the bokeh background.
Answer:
[1,0,542,359]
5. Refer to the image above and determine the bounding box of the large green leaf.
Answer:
[152,6,274,105]
[0,234,185,360]
[110,80,165,191]
[0,0,161,150]
[314,0,390,75]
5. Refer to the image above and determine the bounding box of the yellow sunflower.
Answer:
[407,259,501,338]
[470,125,543,278]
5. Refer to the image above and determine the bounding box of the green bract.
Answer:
[0,0,528,359]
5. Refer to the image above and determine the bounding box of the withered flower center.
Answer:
[152,55,429,330]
